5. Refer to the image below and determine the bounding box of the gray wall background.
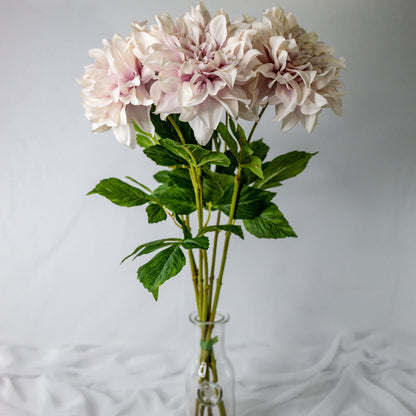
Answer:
[1,0,415,348]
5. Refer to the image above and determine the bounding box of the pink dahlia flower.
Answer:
[79,30,154,148]
[252,7,346,132]
[134,3,260,145]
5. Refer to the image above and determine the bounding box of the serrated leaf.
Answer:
[182,236,210,250]
[241,155,263,179]
[216,150,237,175]
[236,124,247,144]
[250,139,270,161]
[243,204,297,239]
[256,151,317,189]
[160,139,192,164]
[202,170,235,206]
[137,244,186,300]
[218,185,275,219]
[216,122,238,159]
[192,148,230,168]
[146,204,167,223]
[198,225,244,239]
[160,140,230,168]
[228,118,237,137]
[87,178,150,207]
[152,184,196,215]
[136,134,154,148]
[153,170,171,183]
[137,240,180,256]
[143,145,187,166]
[121,238,182,263]
[132,121,156,148]
[154,169,193,189]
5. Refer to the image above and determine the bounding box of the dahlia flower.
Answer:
[252,7,346,132]
[79,29,154,148]
[134,3,260,145]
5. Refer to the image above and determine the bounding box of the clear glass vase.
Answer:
[186,311,235,416]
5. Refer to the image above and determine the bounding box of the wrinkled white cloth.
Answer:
[0,330,415,416]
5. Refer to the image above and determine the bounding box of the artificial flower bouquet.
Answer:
[80,3,345,415]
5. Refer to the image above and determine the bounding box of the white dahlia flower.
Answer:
[79,30,154,148]
[252,7,346,132]
[134,3,260,145]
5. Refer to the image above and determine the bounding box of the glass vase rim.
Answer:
[189,310,230,326]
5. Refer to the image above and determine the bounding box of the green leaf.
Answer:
[143,145,187,166]
[241,154,263,179]
[153,170,171,184]
[160,139,192,164]
[87,178,150,207]
[202,170,235,206]
[216,122,238,159]
[137,244,186,300]
[250,139,270,161]
[243,204,297,239]
[236,124,247,145]
[160,139,230,168]
[132,121,155,148]
[136,240,180,256]
[228,118,237,137]
[216,150,237,175]
[132,121,155,145]
[154,169,193,189]
[152,184,196,215]
[136,134,154,148]
[146,204,167,223]
[218,185,275,219]
[191,147,230,168]
[182,236,210,250]
[198,224,244,240]
[121,238,182,263]
[256,151,317,189]
[240,147,264,185]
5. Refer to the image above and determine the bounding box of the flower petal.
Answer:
[207,14,228,47]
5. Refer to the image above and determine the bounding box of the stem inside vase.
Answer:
[186,311,234,416]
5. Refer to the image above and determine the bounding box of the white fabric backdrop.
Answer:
[1,0,416,355]
[1,330,415,415]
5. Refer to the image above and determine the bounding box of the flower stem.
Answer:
[247,105,268,142]
[208,210,221,310]
[168,115,186,145]
[210,166,241,321]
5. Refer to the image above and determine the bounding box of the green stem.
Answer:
[247,105,268,142]
[188,250,200,315]
[209,166,241,321]
[168,115,186,145]
[202,250,209,321]
[188,166,205,317]
[198,250,203,316]
[208,210,221,311]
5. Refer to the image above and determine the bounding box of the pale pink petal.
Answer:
[281,112,299,132]
[300,113,318,132]
[207,15,228,47]
[189,117,213,146]
[113,122,136,148]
